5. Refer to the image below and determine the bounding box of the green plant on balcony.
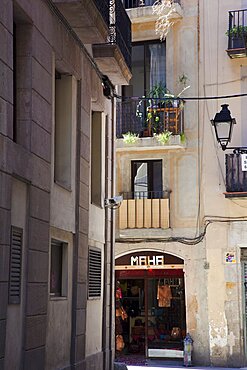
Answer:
[226,25,247,50]
[154,130,172,144]
[180,132,186,144]
[226,25,247,38]
[136,76,189,136]
[122,131,139,144]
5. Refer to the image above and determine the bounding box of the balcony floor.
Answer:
[224,192,247,198]
[116,136,186,152]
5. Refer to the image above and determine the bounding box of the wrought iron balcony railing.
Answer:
[226,9,247,58]
[93,0,110,25]
[123,0,180,9]
[116,97,184,138]
[226,153,247,194]
[109,0,132,71]
[119,191,170,229]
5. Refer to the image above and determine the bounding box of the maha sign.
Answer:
[130,255,165,266]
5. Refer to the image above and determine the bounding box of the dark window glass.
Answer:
[50,240,63,296]
[131,160,162,198]
[123,41,166,97]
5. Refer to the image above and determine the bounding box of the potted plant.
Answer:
[155,130,172,145]
[226,25,247,49]
[122,131,139,144]
[136,76,190,136]
[147,82,174,107]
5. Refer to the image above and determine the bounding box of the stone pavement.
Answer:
[126,366,245,370]
[114,360,247,370]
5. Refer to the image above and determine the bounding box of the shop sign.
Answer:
[225,252,236,264]
[130,255,165,267]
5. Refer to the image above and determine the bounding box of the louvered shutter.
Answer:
[9,226,23,304]
[88,248,102,298]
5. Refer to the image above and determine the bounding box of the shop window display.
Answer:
[115,276,185,357]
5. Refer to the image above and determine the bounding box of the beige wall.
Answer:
[86,242,104,356]
[86,89,112,357]
[5,179,27,370]
[50,58,77,234]
[200,0,247,365]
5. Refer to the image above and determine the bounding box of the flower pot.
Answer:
[230,36,245,49]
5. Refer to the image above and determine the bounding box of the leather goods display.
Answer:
[157,284,172,307]
[116,334,125,351]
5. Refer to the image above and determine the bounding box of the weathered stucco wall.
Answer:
[200,0,247,366]
[116,0,247,366]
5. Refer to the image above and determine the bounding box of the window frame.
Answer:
[131,159,163,198]
[125,39,166,97]
[50,239,68,299]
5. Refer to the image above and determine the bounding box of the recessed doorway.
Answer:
[115,252,186,361]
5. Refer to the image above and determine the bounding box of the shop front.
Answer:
[115,251,186,359]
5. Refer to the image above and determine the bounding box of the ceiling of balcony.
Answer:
[52,0,109,44]
[127,3,183,42]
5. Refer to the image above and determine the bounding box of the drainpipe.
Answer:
[110,94,116,369]
[102,96,116,370]
[70,80,81,368]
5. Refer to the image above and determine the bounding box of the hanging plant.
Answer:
[122,132,139,144]
[180,132,186,144]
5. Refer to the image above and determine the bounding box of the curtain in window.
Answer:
[149,43,166,89]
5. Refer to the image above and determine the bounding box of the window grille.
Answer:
[88,248,102,298]
[9,226,23,304]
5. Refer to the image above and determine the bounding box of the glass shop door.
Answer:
[147,276,186,358]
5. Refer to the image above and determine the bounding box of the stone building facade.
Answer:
[0,0,131,369]
[115,0,247,367]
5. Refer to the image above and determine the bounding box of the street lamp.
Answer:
[211,104,236,151]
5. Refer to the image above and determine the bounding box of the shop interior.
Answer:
[115,271,186,359]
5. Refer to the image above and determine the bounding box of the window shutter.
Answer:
[88,248,102,298]
[9,226,23,304]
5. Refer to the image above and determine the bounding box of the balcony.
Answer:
[52,0,109,44]
[226,9,247,58]
[123,0,181,9]
[116,97,184,149]
[93,0,132,85]
[53,0,132,85]
[225,152,247,198]
[119,191,170,230]
[124,0,183,42]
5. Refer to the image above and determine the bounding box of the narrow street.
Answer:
[126,367,246,370]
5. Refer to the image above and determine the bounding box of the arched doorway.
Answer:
[115,251,186,360]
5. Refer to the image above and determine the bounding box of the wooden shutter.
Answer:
[88,248,102,298]
[9,226,23,304]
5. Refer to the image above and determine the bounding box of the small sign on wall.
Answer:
[225,252,236,264]
[241,154,247,171]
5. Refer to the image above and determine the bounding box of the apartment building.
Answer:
[115,0,247,367]
[0,1,131,369]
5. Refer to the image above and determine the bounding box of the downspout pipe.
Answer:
[102,96,116,370]
[70,80,81,368]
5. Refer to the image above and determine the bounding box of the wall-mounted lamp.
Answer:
[210,104,236,151]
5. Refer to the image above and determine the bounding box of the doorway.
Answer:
[115,264,186,359]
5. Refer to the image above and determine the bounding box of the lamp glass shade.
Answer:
[211,104,236,150]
